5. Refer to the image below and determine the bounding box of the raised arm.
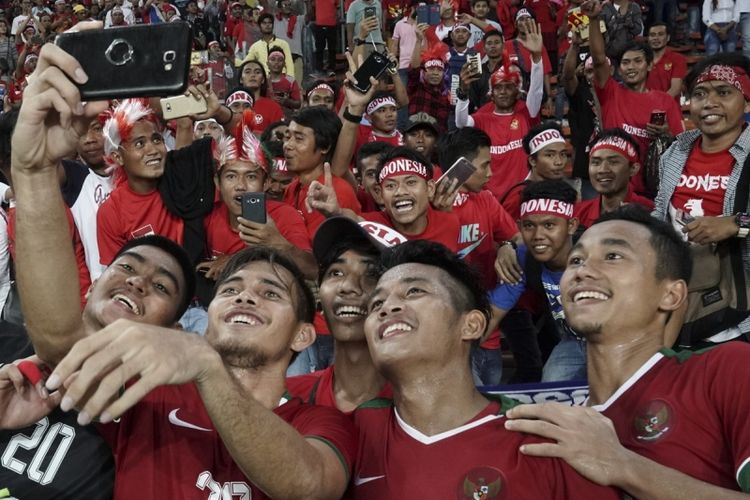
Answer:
[583,0,609,89]
[518,20,544,117]
[561,34,582,97]
[11,30,110,364]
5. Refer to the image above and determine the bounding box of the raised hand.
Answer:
[343,51,379,111]
[0,356,61,430]
[305,162,342,217]
[518,19,544,59]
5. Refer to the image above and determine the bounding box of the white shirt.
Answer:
[703,0,740,25]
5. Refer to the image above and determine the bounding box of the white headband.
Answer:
[528,128,566,155]
[366,96,397,116]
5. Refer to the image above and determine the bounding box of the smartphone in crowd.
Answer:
[416,3,429,24]
[650,110,666,126]
[468,53,482,75]
[241,192,267,224]
[160,94,208,120]
[438,156,477,189]
[351,51,391,93]
[55,22,192,100]
[364,6,376,18]
[428,4,441,25]
[675,209,696,226]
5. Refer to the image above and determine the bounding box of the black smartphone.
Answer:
[55,22,192,100]
[438,156,477,188]
[428,4,441,25]
[364,6,376,18]
[352,51,391,93]
[241,192,267,224]
[650,110,666,126]
[416,4,429,24]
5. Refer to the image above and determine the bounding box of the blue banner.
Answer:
[480,380,589,406]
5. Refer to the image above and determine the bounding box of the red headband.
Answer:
[378,157,430,184]
[520,198,574,219]
[590,136,639,164]
[367,96,397,116]
[226,90,254,107]
[695,64,750,101]
[490,66,520,87]
[309,83,334,96]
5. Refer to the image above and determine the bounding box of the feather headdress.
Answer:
[102,98,155,166]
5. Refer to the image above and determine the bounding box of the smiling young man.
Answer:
[585,0,684,196]
[645,22,687,100]
[504,205,750,498]
[356,92,404,152]
[575,129,655,229]
[489,180,586,382]
[350,240,619,498]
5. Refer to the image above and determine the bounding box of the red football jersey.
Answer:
[646,49,687,100]
[350,397,621,499]
[363,206,461,252]
[99,383,356,499]
[471,110,532,199]
[287,365,393,415]
[592,345,750,492]
[251,96,285,133]
[284,173,362,239]
[96,185,184,266]
[574,189,655,228]
[669,141,733,218]
[204,199,312,257]
[595,77,684,195]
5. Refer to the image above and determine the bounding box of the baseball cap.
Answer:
[313,217,407,263]
[515,7,534,23]
[403,112,439,135]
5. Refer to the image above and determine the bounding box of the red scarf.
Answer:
[276,12,297,39]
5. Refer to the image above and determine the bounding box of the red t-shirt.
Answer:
[670,141,733,218]
[646,49,687,101]
[574,189,656,228]
[252,96,285,133]
[595,77,684,195]
[355,125,404,155]
[98,383,356,499]
[283,173,362,239]
[96,185,184,266]
[314,0,339,26]
[363,206,461,252]
[271,75,301,103]
[503,39,553,75]
[472,109,532,199]
[351,397,622,499]
[204,200,312,258]
[286,365,393,414]
[592,345,750,492]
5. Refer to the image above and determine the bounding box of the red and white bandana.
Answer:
[367,96,397,116]
[695,64,750,101]
[378,157,430,184]
[490,66,521,88]
[528,128,566,155]
[309,83,334,96]
[226,90,254,107]
[424,59,445,70]
[520,198,574,219]
[589,136,639,164]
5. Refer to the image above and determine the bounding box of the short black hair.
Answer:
[289,107,342,163]
[471,0,489,7]
[483,29,503,41]
[685,52,750,96]
[593,204,692,282]
[619,41,653,65]
[112,235,196,320]
[357,141,393,168]
[436,127,491,172]
[318,238,380,283]
[258,12,274,24]
[304,79,339,101]
[259,120,288,144]
[521,179,577,205]
[238,59,269,97]
[378,240,491,325]
[522,120,564,156]
[376,146,434,182]
[265,139,283,159]
[648,22,670,36]
[215,247,315,323]
[589,127,641,160]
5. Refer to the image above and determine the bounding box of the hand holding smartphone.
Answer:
[351,51,391,93]
[160,94,208,120]
[241,192,267,224]
[650,110,666,126]
[438,157,477,188]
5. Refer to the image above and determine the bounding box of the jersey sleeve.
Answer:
[707,345,750,491]
[333,178,362,214]
[96,200,125,266]
[488,247,527,310]
[594,76,617,108]
[673,53,688,79]
[294,404,357,481]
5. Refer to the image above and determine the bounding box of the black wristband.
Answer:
[343,107,363,124]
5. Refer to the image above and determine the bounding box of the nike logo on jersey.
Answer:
[353,474,385,486]
[168,409,212,432]
[457,234,487,258]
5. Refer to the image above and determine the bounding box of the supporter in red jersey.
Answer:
[351,240,621,498]
[199,118,315,280]
[434,127,520,385]
[501,120,570,219]
[575,129,655,228]
[304,80,338,110]
[646,22,687,101]
[505,11,554,96]
[355,91,404,152]
[95,98,222,266]
[237,60,285,133]
[506,205,750,497]
[264,141,295,201]
[355,141,391,212]
[456,19,545,199]
[406,27,452,134]
[266,46,301,118]
[283,106,361,238]
[287,217,400,412]
[585,0,684,196]
[223,1,243,54]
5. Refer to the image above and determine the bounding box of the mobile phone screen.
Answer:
[438,157,477,188]
[351,51,391,93]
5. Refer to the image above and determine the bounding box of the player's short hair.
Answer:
[112,235,196,320]
[594,204,692,282]
[357,141,393,168]
[483,29,502,41]
[215,247,315,323]
[589,127,641,161]
[619,41,653,65]
[318,238,380,284]
[521,179,577,205]
[648,21,670,36]
[685,52,750,96]
[378,240,491,325]
[436,127,491,173]
[471,0,489,7]
[376,146,434,181]
[522,120,564,156]
[288,107,342,163]
[258,12,274,24]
